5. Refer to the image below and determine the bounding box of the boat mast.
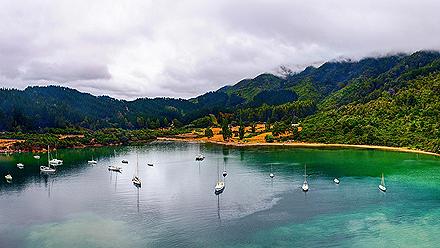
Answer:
[217,159,219,182]
[304,164,307,182]
[381,173,385,186]
[47,145,50,167]
[136,153,139,177]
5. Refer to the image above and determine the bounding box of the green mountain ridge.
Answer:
[1,50,440,152]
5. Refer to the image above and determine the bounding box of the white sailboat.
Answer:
[17,163,24,169]
[132,153,141,187]
[301,164,309,192]
[4,174,12,181]
[215,160,225,195]
[196,154,205,161]
[49,148,63,166]
[378,173,387,192]
[222,160,227,177]
[269,164,274,178]
[40,145,56,173]
[88,155,97,164]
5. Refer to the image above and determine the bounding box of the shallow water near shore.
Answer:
[1,141,440,247]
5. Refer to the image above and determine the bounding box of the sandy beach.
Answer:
[157,136,440,157]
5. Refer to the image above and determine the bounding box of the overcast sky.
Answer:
[1,0,440,99]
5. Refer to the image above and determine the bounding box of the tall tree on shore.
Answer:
[205,127,214,138]
[221,119,232,141]
[239,120,245,140]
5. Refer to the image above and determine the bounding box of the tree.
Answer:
[162,117,169,127]
[205,127,214,138]
[265,134,274,143]
[265,120,271,131]
[239,121,245,140]
[250,122,256,133]
[172,118,183,128]
[221,119,232,141]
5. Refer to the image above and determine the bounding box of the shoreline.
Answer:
[156,137,440,157]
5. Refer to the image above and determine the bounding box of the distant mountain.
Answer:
[1,50,440,152]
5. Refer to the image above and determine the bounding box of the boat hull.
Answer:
[379,184,387,192]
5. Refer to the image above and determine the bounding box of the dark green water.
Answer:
[1,141,439,247]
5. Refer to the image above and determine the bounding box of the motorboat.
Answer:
[108,165,122,172]
[49,158,63,166]
[40,165,56,173]
[333,178,340,184]
[17,163,24,169]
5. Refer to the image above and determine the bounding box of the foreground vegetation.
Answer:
[0,128,191,152]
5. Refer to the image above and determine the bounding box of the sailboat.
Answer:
[49,147,63,166]
[378,173,387,192]
[215,160,225,195]
[40,145,56,173]
[132,153,141,187]
[196,154,205,161]
[88,155,97,164]
[269,164,274,178]
[4,173,12,181]
[222,160,227,177]
[301,164,309,192]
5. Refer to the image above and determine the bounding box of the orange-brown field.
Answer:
[158,124,440,157]
[0,139,24,152]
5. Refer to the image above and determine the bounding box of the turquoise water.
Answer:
[0,141,439,247]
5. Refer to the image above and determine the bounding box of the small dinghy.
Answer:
[147,163,154,167]
[4,174,12,181]
[122,160,129,164]
[17,163,24,169]
[33,155,40,159]
[333,178,340,184]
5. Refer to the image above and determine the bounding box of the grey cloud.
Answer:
[22,61,111,82]
[0,0,440,99]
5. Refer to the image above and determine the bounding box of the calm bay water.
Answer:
[1,141,440,247]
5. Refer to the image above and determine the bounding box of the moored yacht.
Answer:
[378,173,387,192]
[302,164,309,192]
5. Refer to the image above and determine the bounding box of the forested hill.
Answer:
[1,50,440,151]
